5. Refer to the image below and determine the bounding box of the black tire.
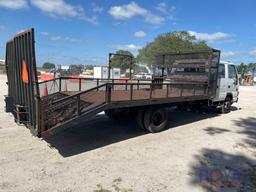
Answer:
[143,107,168,133]
[220,97,232,114]
[136,108,145,129]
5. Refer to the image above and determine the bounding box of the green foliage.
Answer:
[133,65,148,74]
[42,62,55,69]
[110,50,135,71]
[68,64,84,75]
[237,62,256,75]
[237,63,247,74]
[137,31,210,65]
[85,64,94,70]
[248,63,256,70]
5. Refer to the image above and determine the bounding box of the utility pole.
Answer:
[253,67,255,86]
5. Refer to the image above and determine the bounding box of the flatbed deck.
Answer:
[39,81,208,135]
[65,87,206,104]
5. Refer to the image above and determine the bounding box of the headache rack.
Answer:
[4,28,220,137]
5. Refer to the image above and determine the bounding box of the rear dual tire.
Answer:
[137,107,168,133]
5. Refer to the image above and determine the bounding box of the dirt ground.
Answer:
[0,74,255,192]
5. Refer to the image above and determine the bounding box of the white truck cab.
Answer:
[213,61,239,112]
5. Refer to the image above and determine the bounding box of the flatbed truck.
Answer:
[4,29,239,137]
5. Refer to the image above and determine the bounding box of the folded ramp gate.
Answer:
[5,28,39,134]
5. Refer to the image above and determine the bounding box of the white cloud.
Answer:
[188,31,234,42]
[80,15,98,25]
[109,2,164,25]
[42,32,88,44]
[50,36,61,41]
[109,2,146,19]
[30,0,98,24]
[40,31,49,36]
[156,2,176,13]
[249,49,256,57]
[31,0,83,17]
[156,2,167,13]
[64,37,83,43]
[0,0,28,9]
[111,44,142,51]
[144,13,165,25]
[92,3,103,13]
[134,31,146,38]
[221,51,240,58]
[93,6,103,13]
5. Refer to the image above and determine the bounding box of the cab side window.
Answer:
[218,64,225,78]
[228,65,237,79]
[228,65,238,85]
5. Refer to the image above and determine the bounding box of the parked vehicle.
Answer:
[134,73,152,80]
[4,29,239,137]
[93,66,121,79]
[145,74,152,80]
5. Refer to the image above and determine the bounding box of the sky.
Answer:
[0,0,256,66]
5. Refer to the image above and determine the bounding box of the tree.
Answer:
[237,63,247,75]
[110,50,135,71]
[137,31,210,65]
[42,62,55,69]
[68,64,84,75]
[248,63,256,71]
[237,62,256,75]
[85,64,94,70]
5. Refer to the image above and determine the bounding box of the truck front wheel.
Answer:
[143,107,168,133]
[220,97,232,114]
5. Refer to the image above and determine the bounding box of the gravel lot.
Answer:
[0,74,255,192]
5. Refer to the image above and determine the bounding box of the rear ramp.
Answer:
[5,29,39,135]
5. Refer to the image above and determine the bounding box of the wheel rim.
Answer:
[224,100,231,111]
[152,110,165,126]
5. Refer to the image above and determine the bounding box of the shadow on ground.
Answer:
[45,107,220,157]
[204,127,230,135]
[234,117,256,148]
[190,148,256,192]
[45,114,147,157]
[191,117,256,191]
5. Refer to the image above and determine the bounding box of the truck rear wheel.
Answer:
[143,107,168,133]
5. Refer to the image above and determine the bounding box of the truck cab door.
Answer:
[216,63,227,101]
[227,65,239,102]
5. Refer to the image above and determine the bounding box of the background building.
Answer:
[0,59,5,74]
